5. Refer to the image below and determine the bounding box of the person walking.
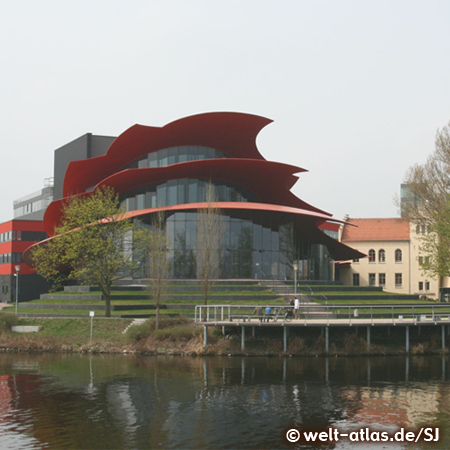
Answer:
[294,296,300,319]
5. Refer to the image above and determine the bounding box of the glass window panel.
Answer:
[197,146,206,160]
[174,220,185,245]
[167,180,177,206]
[188,146,198,161]
[179,150,188,163]
[166,220,175,248]
[149,153,157,168]
[253,224,262,250]
[188,180,198,203]
[138,158,147,168]
[168,147,177,165]
[177,179,186,204]
[230,220,241,247]
[198,180,205,202]
[125,197,136,211]
[144,191,152,208]
[252,251,261,279]
[262,227,271,251]
[271,230,279,251]
[136,194,145,210]
[186,221,196,248]
[156,184,167,207]
[159,148,168,167]
[216,184,227,202]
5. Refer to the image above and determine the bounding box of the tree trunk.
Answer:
[104,294,111,317]
[155,298,160,330]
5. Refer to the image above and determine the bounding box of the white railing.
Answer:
[194,304,450,326]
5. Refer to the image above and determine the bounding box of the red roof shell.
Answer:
[63,112,273,197]
[28,111,365,264]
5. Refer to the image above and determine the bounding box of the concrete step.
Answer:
[122,318,147,334]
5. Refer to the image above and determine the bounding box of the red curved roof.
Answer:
[45,158,332,236]
[25,202,364,265]
[63,112,272,197]
[32,111,365,267]
[121,201,337,223]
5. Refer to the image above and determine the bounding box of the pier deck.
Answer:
[195,304,450,352]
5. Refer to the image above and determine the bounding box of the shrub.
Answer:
[126,316,199,342]
[0,312,19,332]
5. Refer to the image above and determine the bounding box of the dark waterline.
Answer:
[0,354,448,449]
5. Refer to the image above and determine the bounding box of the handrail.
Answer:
[194,303,450,326]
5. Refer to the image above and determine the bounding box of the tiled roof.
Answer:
[341,218,410,242]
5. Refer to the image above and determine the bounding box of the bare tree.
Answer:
[195,181,226,307]
[147,212,170,330]
[402,121,450,284]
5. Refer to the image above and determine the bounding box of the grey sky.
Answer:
[1,0,449,224]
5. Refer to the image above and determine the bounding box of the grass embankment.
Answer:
[0,314,206,355]
[0,313,447,357]
[6,286,285,318]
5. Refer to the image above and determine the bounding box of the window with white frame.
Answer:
[379,249,385,263]
[395,249,402,263]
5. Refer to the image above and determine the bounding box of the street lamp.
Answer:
[293,262,298,295]
[14,265,20,315]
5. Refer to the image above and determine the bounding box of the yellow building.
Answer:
[338,217,439,299]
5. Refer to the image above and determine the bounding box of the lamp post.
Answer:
[14,265,20,315]
[89,311,95,342]
[293,263,298,295]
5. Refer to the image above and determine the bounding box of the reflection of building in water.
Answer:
[0,375,12,421]
[1,356,449,449]
[339,386,440,428]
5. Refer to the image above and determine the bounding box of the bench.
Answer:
[229,314,269,322]
[399,315,450,322]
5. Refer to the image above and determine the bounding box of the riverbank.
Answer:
[0,315,447,357]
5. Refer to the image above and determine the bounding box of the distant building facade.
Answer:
[0,134,115,303]
[338,217,442,298]
[0,219,48,303]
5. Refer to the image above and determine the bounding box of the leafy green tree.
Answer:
[403,121,450,284]
[31,187,152,317]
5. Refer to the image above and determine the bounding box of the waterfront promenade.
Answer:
[195,303,450,352]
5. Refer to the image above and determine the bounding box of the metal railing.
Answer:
[195,303,450,326]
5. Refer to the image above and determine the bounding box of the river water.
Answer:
[0,353,448,449]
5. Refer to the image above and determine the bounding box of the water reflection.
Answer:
[0,354,448,449]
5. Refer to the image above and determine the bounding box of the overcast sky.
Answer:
[1,0,449,224]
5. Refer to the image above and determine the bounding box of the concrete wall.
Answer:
[53,134,115,200]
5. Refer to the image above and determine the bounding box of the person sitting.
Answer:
[253,306,263,322]
[264,306,272,322]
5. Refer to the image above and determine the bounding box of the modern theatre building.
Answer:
[27,112,363,282]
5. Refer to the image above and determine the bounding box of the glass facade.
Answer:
[119,178,258,211]
[136,211,333,281]
[122,146,228,170]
